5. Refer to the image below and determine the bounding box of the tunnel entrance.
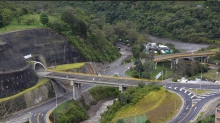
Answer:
[33,61,46,72]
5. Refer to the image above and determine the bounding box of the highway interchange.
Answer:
[6,43,220,123]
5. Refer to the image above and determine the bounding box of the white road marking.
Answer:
[188,92,191,95]
[203,94,210,96]
[168,87,171,88]
[194,107,197,110]
[184,90,187,93]
[42,114,44,116]
[191,95,196,98]
[186,106,188,110]
[180,88,183,91]
[197,96,205,99]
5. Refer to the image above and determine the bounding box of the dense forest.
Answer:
[13,1,219,43]
[0,1,220,62]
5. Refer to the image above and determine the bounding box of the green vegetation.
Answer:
[197,114,215,123]
[89,86,120,103]
[2,1,220,63]
[100,84,181,123]
[101,83,181,123]
[13,1,220,45]
[128,60,173,80]
[48,62,85,72]
[209,51,220,65]
[50,99,88,123]
[197,112,204,121]
[200,69,220,81]
[40,13,49,25]
[173,59,209,79]
[188,89,211,95]
[0,78,49,103]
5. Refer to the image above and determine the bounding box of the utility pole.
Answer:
[166,71,167,79]
[201,70,202,80]
[139,69,140,79]
[200,70,202,90]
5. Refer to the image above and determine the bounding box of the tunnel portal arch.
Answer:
[32,61,46,71]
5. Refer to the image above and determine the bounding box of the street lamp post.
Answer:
[166,71,167,79]
[201,70,202,80]
[139,69,140,79]
[200,70,202,90]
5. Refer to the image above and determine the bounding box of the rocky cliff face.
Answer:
[0,28,86,98]
[0,42,38,98]
[0,28,86,67]
[0,81,56,119]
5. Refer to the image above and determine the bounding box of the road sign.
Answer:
[155,71,163,80]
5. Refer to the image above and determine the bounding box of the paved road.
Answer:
[5,44,219,123]
[7,84,95,123]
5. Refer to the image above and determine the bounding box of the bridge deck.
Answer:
[154,51,216,62]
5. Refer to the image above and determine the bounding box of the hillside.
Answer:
[0,1,121,63]
[1,1,220,62]
[112,88,181,123]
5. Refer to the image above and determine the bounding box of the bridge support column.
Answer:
[70,80,81,100]
[175,58,179,64]
[190,56,194,61]
[201,57,203,63]
[155,62,157,69]
[119,85,124,92]
[204,57,207,63]
[171,59,174,69]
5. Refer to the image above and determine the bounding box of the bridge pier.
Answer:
[70,80,81,100]
[171,59,178,69]
[201,56,209,63]
[119,85,124,92]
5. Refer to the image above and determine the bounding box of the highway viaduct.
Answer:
[45,51,217,100]
[44,72,152,100]
[153,51,216,69]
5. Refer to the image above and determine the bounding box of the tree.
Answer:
[116,119,124,123]
[138,81,145,88]
[118,92,132,106]
[40,13,49,25]
[143,60,155,73]
[0,14,3,28]
[132,45,140,59]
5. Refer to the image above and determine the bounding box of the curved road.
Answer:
[5,44,219,123]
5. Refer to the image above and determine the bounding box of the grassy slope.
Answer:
[195,70,220,81]
[0,14,58,34]
[112,88,181,123]
[0,78,49,103]
[53,99,72,114]
[47,62,85,72]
